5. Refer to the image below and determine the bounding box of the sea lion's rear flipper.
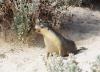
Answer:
[75,47,87,54]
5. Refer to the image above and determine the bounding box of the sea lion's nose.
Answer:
[35,24,40,29]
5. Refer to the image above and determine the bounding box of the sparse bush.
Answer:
[44,54,81,72]
[43,54,100,72]
[65,0,79,7]
[37,0,73,30]
[91,55,100,72]
[13,0,37,40]
[0,0,74,41]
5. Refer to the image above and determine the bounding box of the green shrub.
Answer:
[91,55,100,72]
[44,54,81,72]
[13,0,37,39]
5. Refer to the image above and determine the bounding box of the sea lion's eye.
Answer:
[40,24,44,28]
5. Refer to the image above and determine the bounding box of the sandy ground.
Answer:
[0,7,100,72]
[0,39,47,72]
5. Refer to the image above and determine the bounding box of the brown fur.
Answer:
[35,24,77,57]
